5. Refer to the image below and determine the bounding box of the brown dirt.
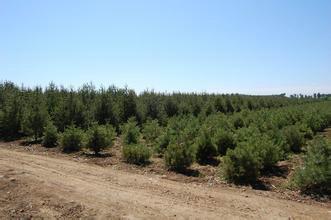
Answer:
[0,171,94,219]
[0,144,330,219]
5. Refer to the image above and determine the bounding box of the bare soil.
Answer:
[0,141,330,219]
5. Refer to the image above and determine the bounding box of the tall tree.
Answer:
[122,89,137,122]
[95,89,119,128]
[24,87,49,140]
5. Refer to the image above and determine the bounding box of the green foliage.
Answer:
[203,114,232,135]
[235,126,260,143]
[297,123,314,140]
[24,88,49,140]
[121,118,140,145]
[325,112,331,127]
[164,97,179,117]
[61,126,85,152]
[142,119,162,144]
[42,122,58,148]
[225,98,234,113]
[87,124,116,154]
[194,128,217,164]
[221,144,261,183]
[169,115,200,142]
[252,135,281,169]
[214,97,226,113]
[305,113,328,134]
[293,137,331,194]
[214,129,235,156]
[95,90,119,129]
[155,128,173,155]
[122,89,137,122]
[204,102,215,116]
[0,93,24,139]
[122,144,151,165]
[164,138,195,171]
[154,115,200,158]
[283,125,305,153]
[0,110,3,138]
[142,92,165,121]
[221,130,281,183]
[0,81,327,142]
[66,90,89,128]
[232,115,245,129]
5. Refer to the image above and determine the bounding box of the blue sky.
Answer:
[0,0,330,95]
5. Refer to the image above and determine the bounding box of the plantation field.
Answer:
[0,143,330,219]
[1,82,331,219]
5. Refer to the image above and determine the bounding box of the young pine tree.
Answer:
[87,123,116,154]
[121,117,140,145]
[164,137,195,172]
[42,121,58,147]
[61,125,85,152]
[214,129,236,156]
[142,119,162,144]
[195,128,217,164]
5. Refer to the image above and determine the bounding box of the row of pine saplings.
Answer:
[34,102,331,195]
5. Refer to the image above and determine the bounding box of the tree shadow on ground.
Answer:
[261,164,289,178]
[300,187,331,201]
[81,151,112,158]
[124,160,152,167]
[176,168,200,177]
[250,165,290,191]
[231,164,290,191]
[21,139,42,146]
[198,157,220,167]
[231,179,270,191]
[251,180,270,191]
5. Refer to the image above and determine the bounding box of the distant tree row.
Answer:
[0,81,324,140]
[290,93,331,99]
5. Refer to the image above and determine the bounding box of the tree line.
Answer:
[0,81,324,140]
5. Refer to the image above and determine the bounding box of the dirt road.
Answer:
[0,148,330,219]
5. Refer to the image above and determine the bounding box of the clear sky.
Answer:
[0,0,330,95]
